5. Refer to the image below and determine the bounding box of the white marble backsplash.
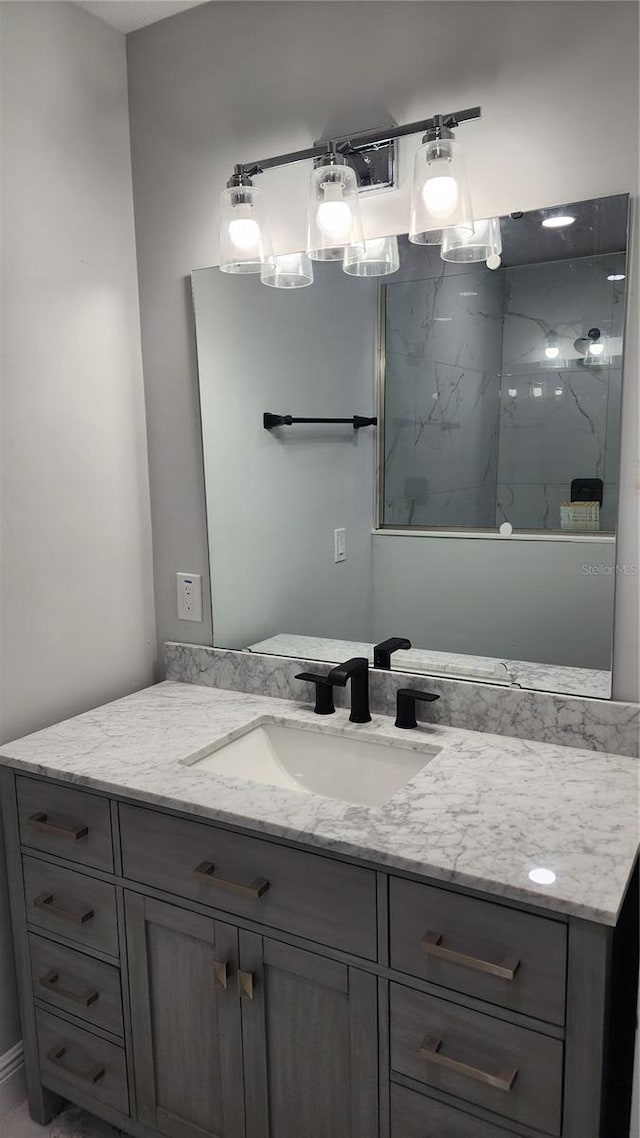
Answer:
[164,642,639,758]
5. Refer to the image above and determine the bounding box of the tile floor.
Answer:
[2,1102,124,1138]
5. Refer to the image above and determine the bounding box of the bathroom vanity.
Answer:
[1,681,637,1138]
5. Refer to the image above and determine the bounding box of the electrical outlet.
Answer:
[177,573,203,622]
[334,528,346,563]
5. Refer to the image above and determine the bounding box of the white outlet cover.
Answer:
[177,572,203,622]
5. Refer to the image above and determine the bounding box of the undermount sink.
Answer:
[182,722,440,808]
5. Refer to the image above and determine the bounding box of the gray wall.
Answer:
[126,1,639,701]
[0,0,155,1063]
[193,264,375,648]
[371,534,616,669]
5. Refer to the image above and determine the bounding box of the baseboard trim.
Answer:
[0,1041,25,1115]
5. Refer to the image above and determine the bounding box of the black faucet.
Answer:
[373,637,412,669]
[326,657,371,724]
[395,688,440,729]
[294,672,336,715]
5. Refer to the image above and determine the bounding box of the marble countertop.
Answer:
[0,681,637,925]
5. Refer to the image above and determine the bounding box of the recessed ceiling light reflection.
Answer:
[607,274,625,282]
[459,290,478,297]
[528,867,557,885]
[541,215,576,229]
[433,316,452,322]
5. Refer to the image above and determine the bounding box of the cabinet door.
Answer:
[125,892,245,1138]
[240,932,378,1138]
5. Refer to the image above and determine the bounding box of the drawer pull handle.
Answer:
[238,970,255,1001]
[213,960,229,991]
[194,861,270,900]
[27,812,89,841]
[421,931,520,981]
[46,1044,105,1085]
[39,969,99,1007]
[33,892,94,926]
[420,1035,517,1092]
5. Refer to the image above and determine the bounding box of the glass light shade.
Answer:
[343,235,400,277]
[261,251,314,289]
[441,217,502,264]
[409,137,473,245]
[307,157,365,262]
[219,184,273,274]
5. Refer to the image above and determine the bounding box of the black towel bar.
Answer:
[263,412,377,430]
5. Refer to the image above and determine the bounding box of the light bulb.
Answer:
[422,172,459,219]
[228,217,260,252]
[589,342,604,356]
[607,273,625,282]
[316,180,353,241]
[545,346,560,360]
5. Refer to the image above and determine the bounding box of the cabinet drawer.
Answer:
[390,982,563,1135]
[24,857,119,957]
[30,933,123,1037]
[391,1083,523,1138]
[390,878,566,1025]
[120,804,377,959]
[17,777,113,872]
[36,1007,128,1115]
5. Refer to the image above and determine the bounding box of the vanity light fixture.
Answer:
[261,251,314,289]
[219,106,481,282]
[441,216,502,264]
[307,153,364,261]
[544,331,561,361]
[541,214,576,229]
[343,235,400,277]
[574,326,607,364]
[409,114,474,245]
[219,170,274,274]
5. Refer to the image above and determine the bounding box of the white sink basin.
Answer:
[182,722,440,808]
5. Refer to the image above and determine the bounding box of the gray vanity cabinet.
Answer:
[1,770,637,1138]
[238,933,378,1138]
[125,892,378,1138]
[125,893,245,1138]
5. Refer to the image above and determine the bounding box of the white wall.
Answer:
[0,0,155,1076]
[193,264,375,648]
[126,0,639,700]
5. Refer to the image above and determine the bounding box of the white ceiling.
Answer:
[76,1,209,34]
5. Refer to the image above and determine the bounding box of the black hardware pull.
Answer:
[264,412,377,430]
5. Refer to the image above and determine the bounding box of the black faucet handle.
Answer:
[295,672,335,716]
[374,637,412,669]
[395,688,440,729]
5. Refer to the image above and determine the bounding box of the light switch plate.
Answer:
[334,528,346,563]
[177,573,203,622]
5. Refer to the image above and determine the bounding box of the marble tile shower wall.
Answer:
[383,249,625,531]
[383,257,504,527]
[497,252,625,531]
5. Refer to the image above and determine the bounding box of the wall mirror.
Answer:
[192,193,629,699]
